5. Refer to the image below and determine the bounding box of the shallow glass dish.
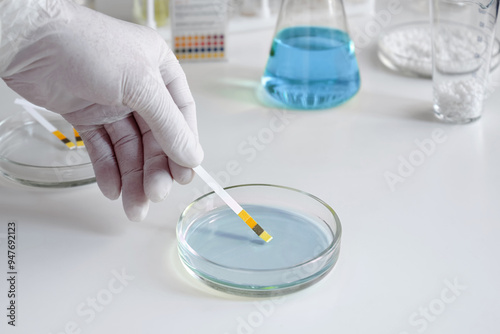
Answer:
[0,109,95,187]
[378,21,500,78]
[177,184,342,297]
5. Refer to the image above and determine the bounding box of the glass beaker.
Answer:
[73,0,95,9]
[261,0,361,110]
[133,0,170,27]
[431,0,499,123]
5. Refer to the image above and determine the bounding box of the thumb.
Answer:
[123,74,203,168]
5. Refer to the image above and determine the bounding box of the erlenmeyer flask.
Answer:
[261,0,360,110]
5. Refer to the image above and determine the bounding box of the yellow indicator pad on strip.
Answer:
[73,128,85,148]
[238,210,273,243]
[52,130,76,149]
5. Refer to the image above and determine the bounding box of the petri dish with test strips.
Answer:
[0,108,95,187]
[177,184,342,297]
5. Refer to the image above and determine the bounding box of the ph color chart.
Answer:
[174,34,225,60]
[170,0,227,62]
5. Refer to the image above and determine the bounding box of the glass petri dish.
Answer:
[177,184,342,297]
[378,21,500,78]
[0,109,95,187]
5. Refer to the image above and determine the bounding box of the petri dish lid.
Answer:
[0,108,95,188]
[377,21,500,78]
[177,184,342,297]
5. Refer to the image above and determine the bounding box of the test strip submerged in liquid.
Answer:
[193,166,273,243]
[237,209,273,242]
[52,130,76,150]
[14,99,76,150]
[73,128,85,148]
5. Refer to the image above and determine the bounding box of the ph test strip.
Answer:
[14,98,76,150]
[193,165,273,243]
[73,128,85,148]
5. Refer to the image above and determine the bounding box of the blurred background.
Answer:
[78,0,374,28]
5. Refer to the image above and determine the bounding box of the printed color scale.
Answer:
[174,34,225,60]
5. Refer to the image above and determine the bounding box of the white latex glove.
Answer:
[0,0,204,221]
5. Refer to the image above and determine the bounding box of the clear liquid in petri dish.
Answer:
[262,26,360,110]
[179,204,335,290]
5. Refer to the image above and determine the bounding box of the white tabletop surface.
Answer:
[1,9,500,334]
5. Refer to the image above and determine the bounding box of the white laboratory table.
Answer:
[1,13,499,334]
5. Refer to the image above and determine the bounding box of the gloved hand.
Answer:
[0,0,204,221]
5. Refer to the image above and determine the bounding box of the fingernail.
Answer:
[145,173,172,202]
[99,184,120,201]
[190,143,204,166]
[175,169,194,185]
[104,190,120,201]
[127,202,150,222]
[148,185,169,202]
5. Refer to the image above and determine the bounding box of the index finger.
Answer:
[159,48,199,141]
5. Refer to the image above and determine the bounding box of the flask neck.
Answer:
[275,0,349,34]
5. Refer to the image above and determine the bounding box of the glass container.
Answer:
[261,0,361,110]
[177,184,342,297]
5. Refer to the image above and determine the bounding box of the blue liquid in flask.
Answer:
[262,26,360,110]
